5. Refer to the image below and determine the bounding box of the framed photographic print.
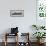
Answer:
[10,10,24,17]
[37,0,46,19]
[36,0,46,26]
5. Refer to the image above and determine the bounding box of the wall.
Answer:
[0,0,36,42]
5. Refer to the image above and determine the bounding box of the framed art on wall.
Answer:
[37,0,46,18]
[36,0,46,28]
[10,10,24,17]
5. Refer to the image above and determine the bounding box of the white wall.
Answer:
[0,0,36,42]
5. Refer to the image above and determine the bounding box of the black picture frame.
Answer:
[10,10,24,17]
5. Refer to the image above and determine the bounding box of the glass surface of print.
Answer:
[37,0,46,18]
